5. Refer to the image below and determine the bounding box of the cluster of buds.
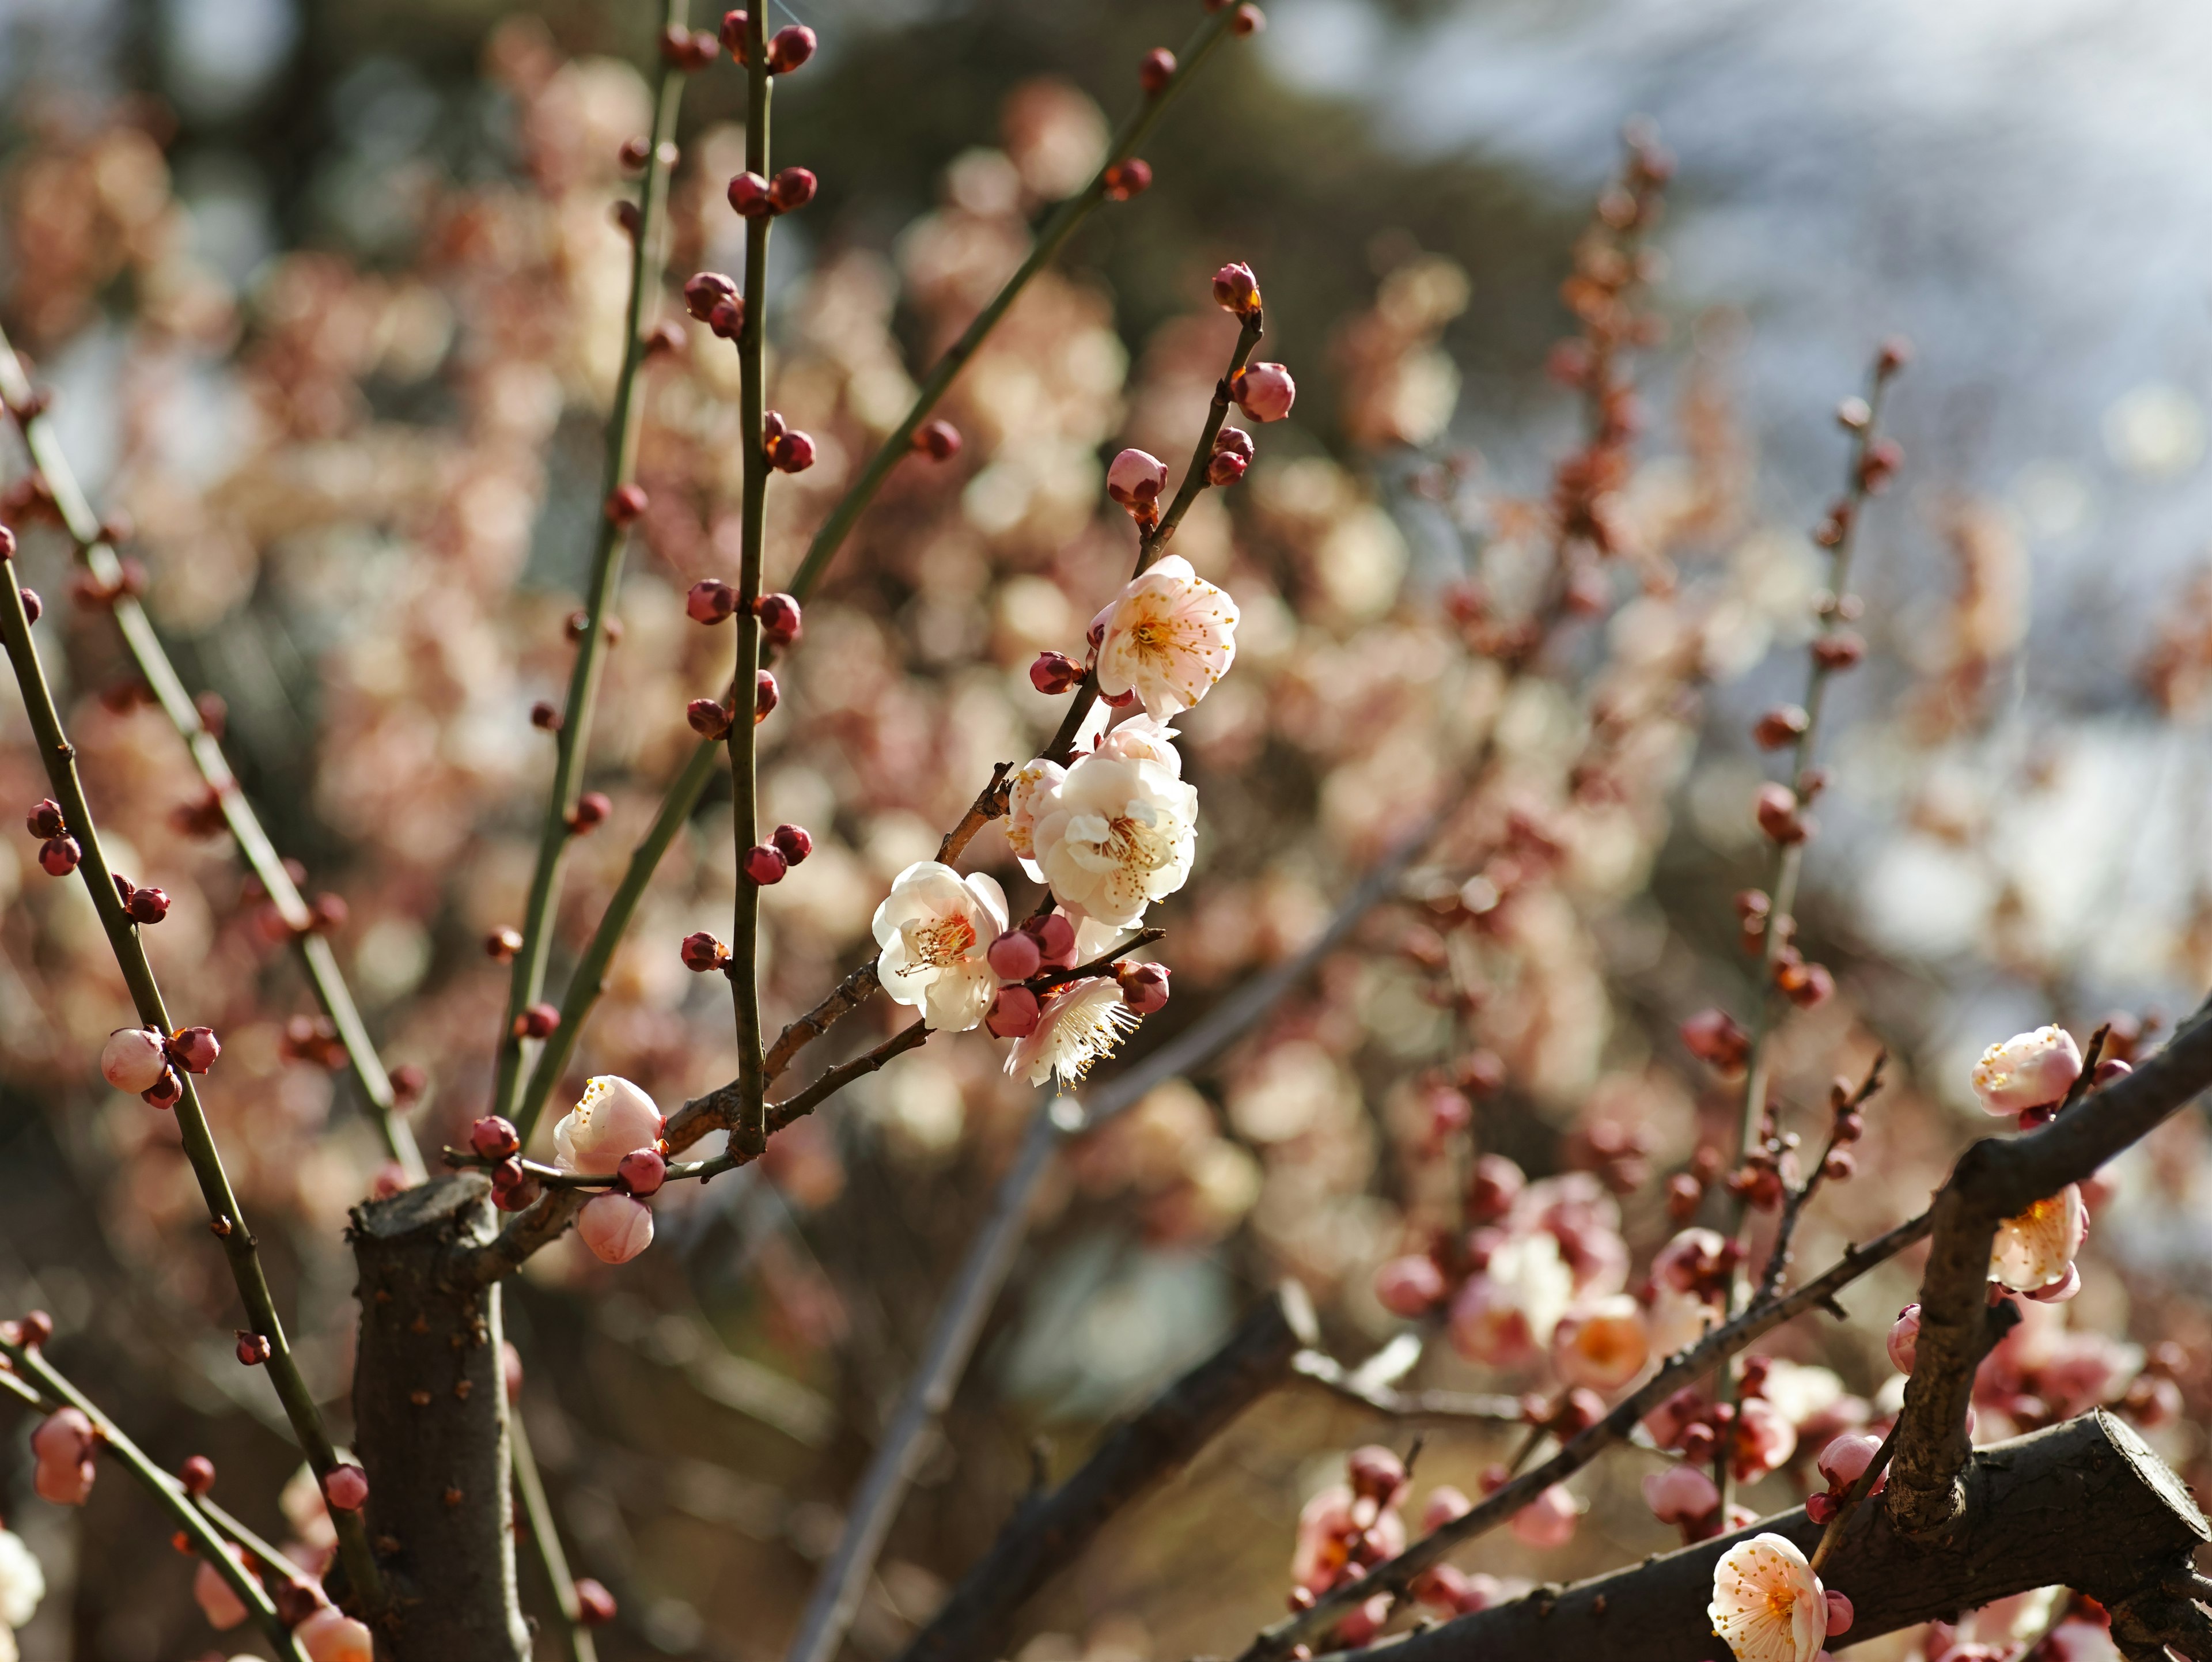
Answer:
[660,22,721,70]
[1207,425,1255,486]
[720,13,816,73]
[743,821,813,887]
[111,870,171,924]
[24,796,79,876]
[100,1024,215,1107]
[728,166,819,219]
[1645,1358,1798,1485]
[469,1115,540,1214]
[762,410,817,473]
[980,913,1077,1038]
[911,418,962,461]
[684,271,746,341]
[1287,1444,1410,1644]
[1803,1430,1884,1524]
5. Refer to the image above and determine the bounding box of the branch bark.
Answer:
[349,1176,529,1661]
[897,1285,1318,1662]
[1378,1411,2205,1662]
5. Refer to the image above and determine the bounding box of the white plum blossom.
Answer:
[1025,747,1198,927]
[553,1076,664,1175]
[1004,760,1066,879]
[1991,1183,2089,1294]
[1551,1294,1652,1391]
[1971,1025,2082,1116]
[1093,555,1241,718]
[0,1526,43,1661]
[872,861,1010,1031]
[1709,1532,1825,1662]
[1005,976,1139,1086]
[1447,1231,1575,1368]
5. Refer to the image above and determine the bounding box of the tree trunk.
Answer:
[350,1175,531,1661]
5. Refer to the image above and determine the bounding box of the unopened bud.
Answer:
[605,484,647,525]
[514,1003,559,1040]
[770,429,816,472]
[1102,158,1153,201]
[1211,262,1262,316]
[235,1331,271,1367]
[1812,630,1865,671]
[755,591,802,645]
[39,835,79,876]
[755,669,779,722]
[126,884,170,925]
[914,419,963,460]
[1117,960,1171,1014]
[569,791,611,834]
[101,1028,169,1093]
[619,1148,668,1196]
[25,798,64,838]
[167,1026,221,1074]
[180,1455,215,1496]
[987,930,1042,982]
[531,700,562,731]
[718,9,749,59]
[686,270,738,324]
[1030,651,1085,695]
[766,24,816,73]
[495,1171,543,1212]
[1230,362,1297,423]
[743,844,787,885]
[1231,2,1265,35]
[487,927,523,961]
[1835,396,1871,431]
[770,823,813,865]
[986,985,1041,1039]
[577,1580,618,1626]
[619,135,651,172]
[142,1069,182,1109]
[18,589,39,623]
[728,171,774,218]
[680,931,730,972]
[1139,47,1177,93]
[323,1464,370,1511]
[768,167,818,214]
[470,1115,521,1160]
[687,578,739,624]
[1754,783,1805,845]
[687,698,733,739]
[1752,705,1808,748]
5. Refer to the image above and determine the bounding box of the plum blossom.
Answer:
[297,1606,376,1662]
[1509,1482,1579,1548]
[0,1525,42,1660]
[1448,1231,1574,1368]
[578,1192,654,1265]
[30,1407,95,1505]
[1003,760,1065,876]
[1093,555,1241,718]
[1024,745,1198,927]
[1005,976,1140,1086]
[872,861,1010,1031]
[99,1027,167,1093]
[553,1076,664,1175]
[1732,1396,1798,1483]
[1970,1025,2082,1116]
[1374,1254,1448,1317]
[1552,1294,1651,1390]
[1990,1183,2088,1294]
[1709,1532,1825,1662]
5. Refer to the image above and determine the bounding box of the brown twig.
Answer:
[1755,1051,1886,1303]
[1290,1350,1523,1424]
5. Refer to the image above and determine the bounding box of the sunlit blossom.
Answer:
[1709,1532,1825,1662]
[1991,1183,2088,1294]
[553,1076,664,1175]
[873,861,1010,1032]
[1094,554,1241,718]
[1005,976,1141,1086]
[1971,1025,2082,1116]
[1025,748,1198,927]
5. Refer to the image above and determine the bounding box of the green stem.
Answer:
[726,5,774,1150]
[510,1400,600,1662]
[0,327,423,1181]
[494,0,690,1128]
[783,3,1243,603]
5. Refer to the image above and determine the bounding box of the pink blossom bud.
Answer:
[1230,362,1297,423]
[914,419,963,460]
[1213,262,1263,316]
[1232,2,1264,35]
[24,798,63,838]
[502,1341,525,1403]
[769,428,817,472]
[126,884,170,923]
[1031,650,1085,694]
[296,1607,375,1662]
[570,791,612,833]
[1754,705,1810,748]
[39,835,79,876]
[167,1026,221,1074]
[744,844,787,885]
[515,1003,560,1040]
[494,1172,543,1212]
[1420,1485,1472,1534]
[1971,1026,2082,1116]
[619,1148,668,1195]
[765,23,816,73]
[718,9,748,59]
[771,824,813,866]
[1732,1396,1797,1482]
[1681,1008,1751,1072]
[194,1553,253,1630]
[1347,1445,1407,1505]
[578,1191,655,1264]
[1117,960,1171,1014]
[987,930,1042,981]
[1107,448,1169,516]
[1812,631,1865,671]
[471,1115,521,1160]
[755,591,803,646]
[1509,1483,1578,1549]
[1641,1462,1720,1527]
[605,484,647,525]
[708,297,745,340]
[685,271,738,323]
[489,1154,525,1191]
[1031,911,1078,968]
[33,1445,95,1506]
[101,1027,169,1093]
[18,588,39,623]
[755,669,780,721]
[986,985,1042,1039]
[1374,1254,1447,1318]
[530,700,562,731]
[577,1578,618,1625]
[768,167,818,214]
[236,1330,271,1366]
[323,1464,369,1510]
[687,698,733,740]
[1755,783,1805,843]
[142,1069,182,1109]
[1467,1153,1524,1222]
[1824,1591,1854,1637]
[1102,158,1153,200]
[1816,1432,1883,1492]
[1207,425,1255,485]
[31,1406,93,1468]
[686,578,738,624]
[2094,1057,2133,1086]
[180,1454,216,1496]
[728,171,774,218]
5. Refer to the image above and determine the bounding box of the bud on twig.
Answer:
[1812,630,1865,671]
[680,931,732,972]
[1102,159,1152,201]
[743,845,787,885]
[769,167,818,214]
[913,419,962,461]
[1139,48,1177,94]
[605,484,648,525]
[986,985,1040,1038]
[167,1027,221,1075]
[766,24,817,73]
[1117,960,1172,1014]
[1212,262,1262,317]
[1030,651,1084,694]
[1208,425,1255,486]
[719,9,749,60]
[37,835,78,876]
[235,1331,271,1367]
[771,823,813,865]
[755,669,779,723]
[180,1456,215,1497]
[687,578,739,624]
[769,429,816,473]
[619,136,651,172]
[1230,363,1297,423]
[1752,705,1808,748]
[25,798,63,838]
[531,701,562,732]
[471,1116,521,1160]
[569,791,611,834]
[487,927,523,961]
[1754,783,1806,845]
[687,698,734,740]
[513,1003,559,1040]
[755,592,802,646]
[728,172,774,218]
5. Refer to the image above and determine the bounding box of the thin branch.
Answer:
[510,1399,600,1662]
[0,541,384,1610]
[1288,1350,1523,1424]
[0,330,423,1181]
[1755,1051,1885,1304]
[782,4,1249,603]
[0,1332,306,1660]
[1232,1209,1934,1661]
[493,0,690,1129]
[1805,1419,1895,1577]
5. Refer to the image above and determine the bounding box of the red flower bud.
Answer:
[1752,705,1808,748]
[770,823,813,865]
[495,1171,543,1212]
[605,484,648,525]
[986,985,1041,1039]
[770,430,816,472]
[1779,960,1835,1009]
[1117,960,1172,1015]
[728,171,774,218]
[471,1115,521,1160]
[769,167,817,214]
[20,1311,51,1349]
[1139,47,1177,93]
[570,791,612,834]
[687,698,734,740]
[755,591,802,646]
[235,1331,271,1367]
[1681,1008,1751,1073]
[1206,449,1249,487]
[612,200,642,239]
[755,669,779,722]
[1754,783,1806,844]
[1102,158,1152,201]
[1232,2,1264,35]
[391,1064,426,1103]
[1030,650,1085,694]
[619,135,651,172]
[487,927,523,961]
[1812,631,1865,671]
[687,578,739,624]
[619,1147,667,1196]
[25,798,64,838]
[514,1003,560,1040]
[718,9,749,59]
[987,930,1041,981]
[1212,262,1262,316]
[489,1157,526,1191]
[18,588,39,623]
[323,1464,370,1510]
[180,1455,215,1497]
[1029,911,1077,967]
[680,931,730,972]
[914,419,962,460]
[685,270,738,323]
[577,1580,618,1626]
[38,835,79,876]
[766,24,816,73]
[708,297,745,340]
[167,1027,221,1074]
[743,844,787,885]
[531,700,562,731]
[142,1069,182,1109]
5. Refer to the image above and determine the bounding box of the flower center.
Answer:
[1766,1587,1798,1626]
[904,914,977,970]
[1103,811,1169,871]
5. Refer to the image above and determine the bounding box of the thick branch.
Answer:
[897,1285,1317,1662]
[1886,995,2212,1538]
[1378,1412,2205,1662]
